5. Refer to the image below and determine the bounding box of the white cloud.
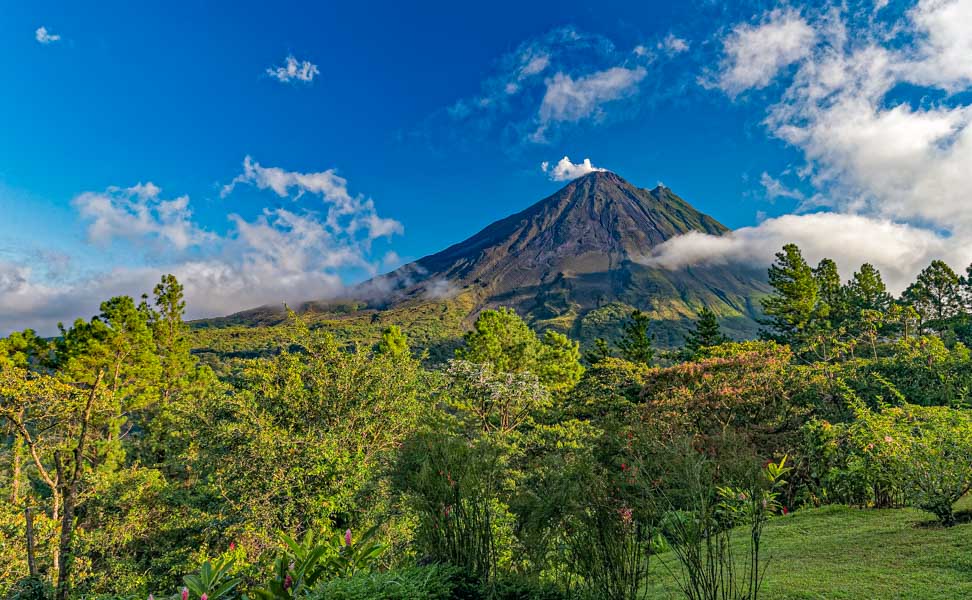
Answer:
[654,1,972,289]
[1,160,403,335]
[221,156,403,241]
[660,34,690,56]
[542,156,607,181]
[713,9,816,96]
[903,0,972,91]
[532,66,646,141]
[73,182,213,251]
[266,55,319,83]
[759,172,805,202]
[35,26,60,44]
[645,212,968,293]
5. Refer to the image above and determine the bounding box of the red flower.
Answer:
[782,507,789,515]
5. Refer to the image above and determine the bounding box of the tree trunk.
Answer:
[11,434,24,504]
[54,371,102,600]
[25,506,37,576]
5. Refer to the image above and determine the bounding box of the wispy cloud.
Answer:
[74,182,214,251]
[531,66,646,142]
[1,159,403,334]
[35,26,61,44]
[266,55,319,83]
[708,8,815,96]
[430,26,672,147]
[541,156,607,181]
[655,0,972,287]
[222,156,403,241]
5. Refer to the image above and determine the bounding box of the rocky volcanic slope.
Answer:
[357,170,769,345]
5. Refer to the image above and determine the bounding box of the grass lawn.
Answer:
[645,497,972,599]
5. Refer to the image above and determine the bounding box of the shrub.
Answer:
[307,565,460,600]
[856,403,972,525]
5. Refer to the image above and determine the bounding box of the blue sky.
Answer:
[2,0,971,333]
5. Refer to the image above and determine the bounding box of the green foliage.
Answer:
[760,243,818,349]
[903,260,964,327]
[856,403,972,525]
[376,325,410,357]
[182,557,241,600]
[456,308,583,392]
[251,528,386,599]
[393,432,510,584]
[683,307,728,359]
[615,310,654,365]
[196,311,424,544]
[305,565,461,600]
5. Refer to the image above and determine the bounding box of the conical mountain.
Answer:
[366,170,768,345]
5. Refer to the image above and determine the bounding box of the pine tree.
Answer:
[584,338,612,364]
[684,307,728,358]
[615,310,653,365]
[902,260,963,329]
[847,263,892,314]
[814,258,847,330]
[760,244,818,348]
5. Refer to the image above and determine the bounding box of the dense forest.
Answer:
[4,243,972,599]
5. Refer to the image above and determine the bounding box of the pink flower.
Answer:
[181,588,188,600]
[345,528,353,547]
[201,595,208,600]
[884,436,894,443]
[618,507,633,526]
[284,574,293,590]
[229,541,236,551]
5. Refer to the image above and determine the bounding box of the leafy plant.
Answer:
[181,557,241,600]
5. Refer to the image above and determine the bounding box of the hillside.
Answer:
[196,171,769,354]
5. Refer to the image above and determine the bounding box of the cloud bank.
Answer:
[0,158,402,334]
[654,0,972,289]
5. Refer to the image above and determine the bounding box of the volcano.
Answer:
[361,170,768,345]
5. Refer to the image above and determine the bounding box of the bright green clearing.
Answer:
[646,499,972,599]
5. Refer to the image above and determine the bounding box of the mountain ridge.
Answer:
[199,171,769,347]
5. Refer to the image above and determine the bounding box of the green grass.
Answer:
[646,499,972,599]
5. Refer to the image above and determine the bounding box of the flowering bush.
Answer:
[856,403,972,525]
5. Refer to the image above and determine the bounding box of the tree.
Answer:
[197,312,424,543]
[536,330,584,392]
[616,310,654,365]
[458,308,540,374]
[55,296,161,470]
[584,338,613,365]
[149,275,195,405]
[683,307,728,358]
[760,244,818,349]
[0,366,105,600]
[813,258,847,330]
[847,263,892,315]
[376,325,410,357]
[902,260,963,329]
[457,308,583,392]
